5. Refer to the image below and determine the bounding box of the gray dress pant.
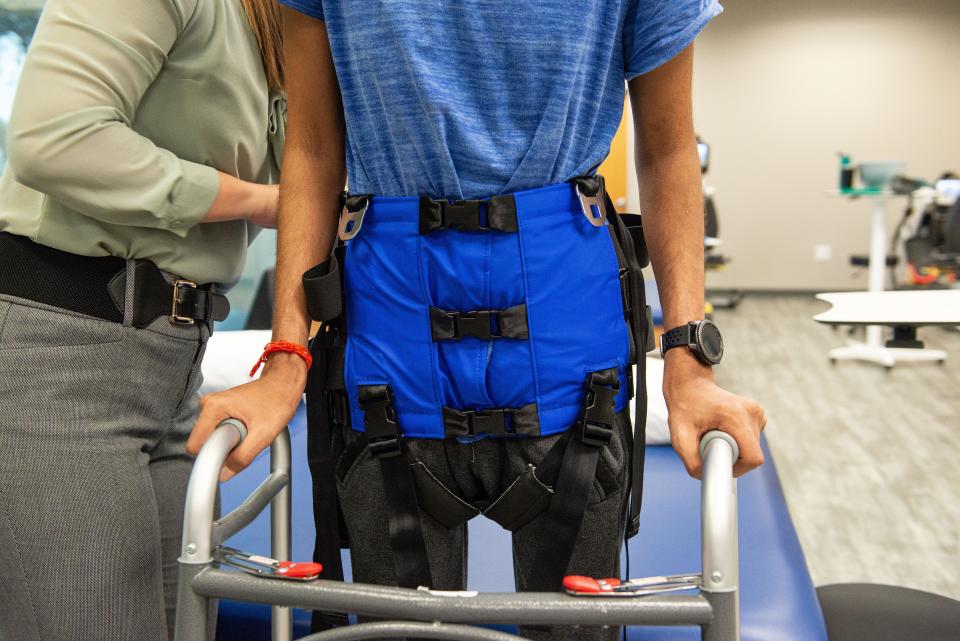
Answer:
[336,412,631,641]
[0,288,208,641]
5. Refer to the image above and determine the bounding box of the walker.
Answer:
[173,420,741,641]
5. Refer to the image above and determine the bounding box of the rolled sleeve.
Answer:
[279,0,325,21]
[157,160,221,235]
[6,0,220,237]
[623,0,722,80]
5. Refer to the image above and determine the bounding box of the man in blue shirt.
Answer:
[190,2,766,638]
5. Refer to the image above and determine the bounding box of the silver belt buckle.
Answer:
[575,182,608,227]
[338,199,369,241]
[170,279,198,325]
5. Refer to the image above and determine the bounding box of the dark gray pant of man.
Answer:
[0,285,208,641]
[336,412,631,641]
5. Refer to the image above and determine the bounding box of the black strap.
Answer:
[442,402,540,438]
[608,200,651,539]
[302,256,343,323]
[419,194,518,234]
[358,385,433,589]
[305,329,350,632]
[0,233,229,328]
[525,368,619,591]
[121,260,230,327]
[303,249,351,632]
[429,304,528,341]
[617,213,650,269]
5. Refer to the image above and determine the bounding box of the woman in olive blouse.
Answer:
[0,1,284,639]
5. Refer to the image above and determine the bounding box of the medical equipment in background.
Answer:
[700,137,742,312]
[174,421,743,641]
[887,174,960,288]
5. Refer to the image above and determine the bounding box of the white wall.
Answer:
[685,0,960,290]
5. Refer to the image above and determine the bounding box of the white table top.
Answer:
[814,290,960,326]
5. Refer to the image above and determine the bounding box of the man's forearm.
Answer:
[269,11,346,354]
[270,150,344,348]
[637,143,705,334]
[628,45,711,377]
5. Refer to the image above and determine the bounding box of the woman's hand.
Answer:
[187,353,306,481]
[662,349,767,479]
[203,172,279,229]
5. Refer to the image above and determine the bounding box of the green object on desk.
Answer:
[840,186,885,197]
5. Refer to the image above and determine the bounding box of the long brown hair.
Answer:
[241,0,284,92]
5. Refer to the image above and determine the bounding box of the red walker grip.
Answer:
[562,575,621,593]
[276,561,323,579]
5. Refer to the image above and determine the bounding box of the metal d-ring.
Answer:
[337,196,370,241]
[575,182,608,227]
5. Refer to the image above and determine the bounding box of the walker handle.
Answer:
[699,429,740,600]
[179,418,291,565]
[176,418,293,641]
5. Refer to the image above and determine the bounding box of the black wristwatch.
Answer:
[659,319,724,366]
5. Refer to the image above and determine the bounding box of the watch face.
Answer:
[696,321,724,365]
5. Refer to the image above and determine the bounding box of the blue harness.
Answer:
[342,181,631,440]
[303,176,650,607]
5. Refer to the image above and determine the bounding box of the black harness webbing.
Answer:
[419,194,519,234]
[441,402,540,437]
[526,368,620,590]
[429,304,529,341]
[608,206,652,539]
[357,385,434,589]
[302,255,350,632]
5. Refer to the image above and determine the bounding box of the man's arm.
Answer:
[186,9,346,479]
[629,44,766,478]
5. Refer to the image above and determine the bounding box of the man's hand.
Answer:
[186,354,307,481]
[663,350,766,478]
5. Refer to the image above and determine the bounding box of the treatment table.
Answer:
[210,406,828,641]
[814,290,960,367]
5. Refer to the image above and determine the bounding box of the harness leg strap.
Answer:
[357,385,434,589]
[525,368,620,591]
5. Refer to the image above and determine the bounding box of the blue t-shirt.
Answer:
[280,0,721,199]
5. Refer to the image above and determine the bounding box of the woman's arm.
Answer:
[7,0,276,234]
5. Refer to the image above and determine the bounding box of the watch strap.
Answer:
[660,323,694,356]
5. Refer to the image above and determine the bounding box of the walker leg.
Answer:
[174,564,217,641]
[271,430,294,641]
[702,591,739,641]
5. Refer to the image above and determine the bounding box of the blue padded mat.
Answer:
[216,406,827,640]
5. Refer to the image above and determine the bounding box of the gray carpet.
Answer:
[712,295,960,599]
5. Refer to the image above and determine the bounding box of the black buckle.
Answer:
[170,279,199,325]
[454,310,499,340]
[442,200,483,231]
[579,370,619,447]
[358,386,403,458]
[464,409,508,436]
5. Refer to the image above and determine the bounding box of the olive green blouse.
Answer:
[0,0,284,289]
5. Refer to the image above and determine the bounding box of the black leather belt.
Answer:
[0,232,229,328]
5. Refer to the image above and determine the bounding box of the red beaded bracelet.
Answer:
[249,340,313,377]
